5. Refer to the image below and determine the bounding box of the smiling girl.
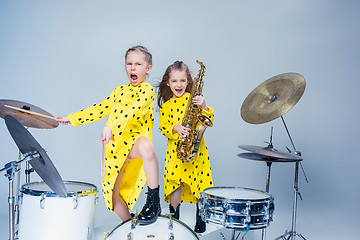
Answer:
[157,61,214,233]
[57,46,161,225]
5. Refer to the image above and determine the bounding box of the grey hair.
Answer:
[125,45,152,65]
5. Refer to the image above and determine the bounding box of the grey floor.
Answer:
[0,194,356,240]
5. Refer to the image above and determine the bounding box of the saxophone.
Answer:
[176,60,213,162]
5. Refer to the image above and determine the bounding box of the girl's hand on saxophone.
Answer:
[173,123,190,138]
[193,96,209,111]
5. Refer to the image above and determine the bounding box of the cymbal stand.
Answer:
[261,126,275,240]
[1,151,40,240]
[24,127,33,183]
[264,126,274,193]
[275,116,308,240]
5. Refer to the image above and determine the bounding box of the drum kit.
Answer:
[0,72,307,240]
[198,72,308,240]
[0,100,98,240]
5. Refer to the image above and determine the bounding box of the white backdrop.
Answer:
[1,1,359,239]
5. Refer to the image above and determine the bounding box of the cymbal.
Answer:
[238,145,302,161]
[5,115,67,197]
[241,73,305,124]
[0,99,58,129]
[237,152,301,163]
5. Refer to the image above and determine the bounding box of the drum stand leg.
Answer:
[1,152,40,240]
[224,229,248,240]
[275,116,307,240]
[259,161,272,240]
[3,162,20,240]
[274,162,306,240]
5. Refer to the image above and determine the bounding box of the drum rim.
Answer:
[105,214,199,239]
[20,180,98,197]
[202,186,273,201]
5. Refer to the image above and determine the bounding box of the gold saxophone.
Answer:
[176,60,213,162]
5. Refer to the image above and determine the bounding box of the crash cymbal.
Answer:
[241,73,305,124]
[237,152,301,163]
[238,145,302,161]
[0,99,58,129]
[5,115,67,197]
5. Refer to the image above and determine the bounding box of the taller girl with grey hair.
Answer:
[57,45,161,225]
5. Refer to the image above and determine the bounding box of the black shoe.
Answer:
[138,186,161,225]
[169,203,180,220]
[194,203,206,233]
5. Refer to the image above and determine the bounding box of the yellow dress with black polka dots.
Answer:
[68,82,154,211]
[159,92,214,204]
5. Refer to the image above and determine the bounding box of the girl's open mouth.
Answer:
[131,74,138,81]
[175,88,183,94]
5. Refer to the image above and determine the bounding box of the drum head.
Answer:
[203,186,271,200]
[21,181,98,197]
[106,215,199,240]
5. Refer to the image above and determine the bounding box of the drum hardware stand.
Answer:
[274,116,308,240]
[261,126,275,240]
[217,227,227,240]
[228,228,249,240]
[167,214,176,240]
[264,126,275,193]
[131,210,139,229]
[168,214,174,230]
[24,127,34,184]
[214,225,249,240]
[0,151,40,240]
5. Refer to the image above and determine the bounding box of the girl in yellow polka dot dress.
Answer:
[57,46,161,225]
[157,61,214,233]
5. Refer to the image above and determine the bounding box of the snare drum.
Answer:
[105,215,199,240]
[18,181,98,240]
[199,186,274,230]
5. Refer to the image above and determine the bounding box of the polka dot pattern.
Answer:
[159,92,214,204]
[68,82,155,211]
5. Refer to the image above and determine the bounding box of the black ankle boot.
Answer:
[194,203,206,233]
[169,203,180,220]
[138,186,161,225]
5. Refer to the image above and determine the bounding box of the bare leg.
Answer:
[170,183,183,209]
[127,136,159,188]
[127,136,161,224]
[112,165,131,221]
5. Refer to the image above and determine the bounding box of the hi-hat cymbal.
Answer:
[238,145,302,161]
[237,152,301,163]
[5,115,67,197]
[0,99,58,129]
[241,73,306,124]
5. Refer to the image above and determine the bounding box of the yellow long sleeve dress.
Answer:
[68,82,155,211]
[159,92,214,204]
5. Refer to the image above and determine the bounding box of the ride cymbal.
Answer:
[0,99,58,129]
[241,73,305,124]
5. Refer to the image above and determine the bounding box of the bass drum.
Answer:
[18,181,98,240]
[105,215,199,240]
[199,186,274,230]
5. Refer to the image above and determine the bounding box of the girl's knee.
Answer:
[138,137,155,153]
